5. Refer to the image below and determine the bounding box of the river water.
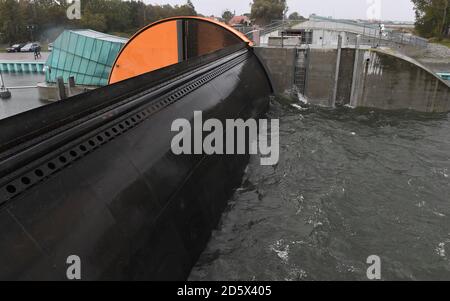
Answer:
[0,73,46,120]
[190,97,450,281]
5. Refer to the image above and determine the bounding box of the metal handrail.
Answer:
[257,19,428,48]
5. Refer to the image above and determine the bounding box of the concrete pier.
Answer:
[351,49,449,112]
[0,61,45,73]
[255,46,450,112]
[0,52,48,74]
[254,47,297,94]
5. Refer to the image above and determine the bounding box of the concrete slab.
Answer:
[0,52,49,62]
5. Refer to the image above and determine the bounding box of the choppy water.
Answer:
[190,97,450,281]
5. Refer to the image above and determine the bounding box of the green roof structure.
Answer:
[45,30,128,86]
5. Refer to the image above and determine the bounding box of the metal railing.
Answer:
[253,17,428,49]
[259,20,303,36]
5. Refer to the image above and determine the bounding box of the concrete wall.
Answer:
[351,49,450,112]
[336,49,355,105]
[311,29,342,47]
[307,29,412,49]
[37,82,96,101]
[304,48,337,106]
[294,18,380,37]
[268,36,302,47]
[254,47,296,94]
[256,46,450,112]
[260,30,281,45]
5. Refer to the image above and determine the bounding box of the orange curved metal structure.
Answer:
[109,16,253,84]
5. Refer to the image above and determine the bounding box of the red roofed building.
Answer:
[229,15,251,26]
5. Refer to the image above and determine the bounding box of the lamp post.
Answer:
[0,70,11,99]
[26,25,36,42]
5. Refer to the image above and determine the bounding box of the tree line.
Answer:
[2,0,448,45]
[0,0,197,44]
[222,1,302,26]
[250,0,287,25]
[412,0,449,39]
[0,0,301,44]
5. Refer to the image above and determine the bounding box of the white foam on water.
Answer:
[433,211,446,217]
[285,268,308,281]
[436,243,447,258]
[291,103,308,112]
[344,104,356,109]
[435,239,450,259]
[296,91,309,104]
[432,168,449,179]
[270,240,290,262]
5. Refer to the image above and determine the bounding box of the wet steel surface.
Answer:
[0,46,274,280]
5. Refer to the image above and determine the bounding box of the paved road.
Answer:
[0,52,49,62]
[0,73,47,120]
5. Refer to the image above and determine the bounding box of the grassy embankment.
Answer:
[428,37,450,48]
[437,39,450,48]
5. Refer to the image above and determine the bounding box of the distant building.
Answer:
[45,29,128,86]
[259,15,427,48]
[229,16,251,26]
[208,15,223,23]
[39,29,128,101]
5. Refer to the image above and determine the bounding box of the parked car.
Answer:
[20,42,40,52]
[48,43,53,52]
[6,43,25,53]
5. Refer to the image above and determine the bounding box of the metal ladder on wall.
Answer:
[294,48,308,95]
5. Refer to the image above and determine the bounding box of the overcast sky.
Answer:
[146,0,416,21]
